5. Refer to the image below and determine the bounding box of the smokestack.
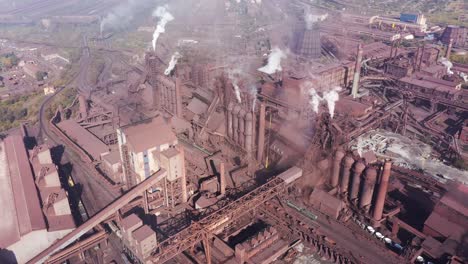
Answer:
[359,167,377,212]
[351,44,363,99]
[232,105,241,143]
[220,162,226,195]
[245,112,253,156]
[331,150,345,187]
[340,156,355,194]
[373,161,392,222]
[175,77,183,118]
[257,103,266,162]
[446,38,453,59]
[349,162,366,203]
[227,103,234,139]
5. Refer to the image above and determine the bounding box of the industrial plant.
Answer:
[0,0,467,264]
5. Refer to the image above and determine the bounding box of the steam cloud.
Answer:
[233,82,242,103]
[439,57,453,75]
[258,47,287,75]
[164,52,182,75]
[100,0,153,34]
[308,86,341,118]
[460,72,468,82]
[250,86,258,112]
[152,5,174,51]
[305,13,328,30]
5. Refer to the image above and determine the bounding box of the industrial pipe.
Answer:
[351,44,363,99]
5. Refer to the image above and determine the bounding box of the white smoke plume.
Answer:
[323,87,341,118]
[164,52,182,75]
[258,47,287,75]
[305,13,328,30]
[233,82,242,103]
[100,0,153,34]
[307,86,341,118]
[309,88,322,114]
[250,85,258,112]
[439,57,453,75]
[152,5,174,51]
[460,72,468,82]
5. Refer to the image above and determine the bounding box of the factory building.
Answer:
[0,136,75,263]
[120,213,157,261]
[117,116,187,205]
[441,25,467,47]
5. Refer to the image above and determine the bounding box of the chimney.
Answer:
[351,44,363,99]
[220,162,226,195]
[446,38,453,59]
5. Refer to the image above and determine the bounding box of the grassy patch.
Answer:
[0,91,44,132]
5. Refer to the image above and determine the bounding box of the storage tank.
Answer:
[340,155,355,194]
[349,162,366,202]
[232,105,241,144]
[331,150,345,188]
[359,168,377,211]
[373,161,392,221]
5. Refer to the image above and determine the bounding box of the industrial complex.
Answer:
[0,0,467,264]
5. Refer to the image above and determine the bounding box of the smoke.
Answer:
[233,82,242,103]
[460,72,468,82]
[100,0,153,34]
[305,13,328,30]
[164,52,182,75]
[309,88,322,114]
[439,57,453,75]
[323,87,341,119]
[258,47,287,75]
[250,85,258,112]
[152,5,174,51]
[307,86,341,118]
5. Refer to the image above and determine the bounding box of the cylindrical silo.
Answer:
[232,105,241,144]
[245,112,253,154]
[227,103,234,139]
[331,150,345,188]
[373,161,392,221]
[340,156,355,194]
[359,167,377,212]
[349,161,366,203]
[238,109,246,147]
